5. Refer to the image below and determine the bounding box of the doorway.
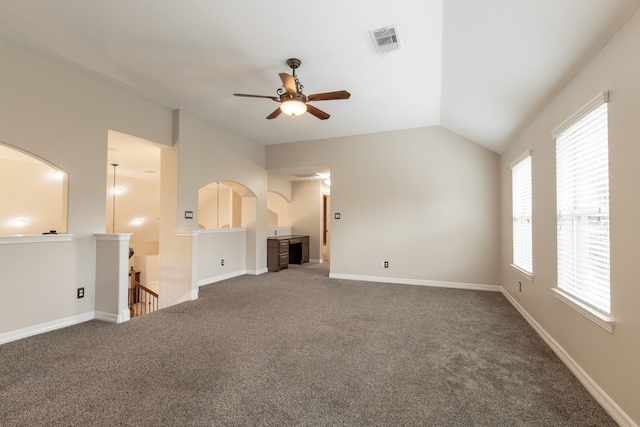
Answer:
[323,194,330,262]
[106,130,162,304]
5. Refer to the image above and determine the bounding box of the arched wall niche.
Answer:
[267,191,290,227]
[0,142,68,236]
[198,180,256,229]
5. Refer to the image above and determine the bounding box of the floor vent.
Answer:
[370,25,400,56]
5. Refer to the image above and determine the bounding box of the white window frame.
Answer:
[511,150,533,281]
[551,91,614,333]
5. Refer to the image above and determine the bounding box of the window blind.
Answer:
[512,152,532,274]
[555,100,610,314]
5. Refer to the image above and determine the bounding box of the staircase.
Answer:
[128,276,158,318]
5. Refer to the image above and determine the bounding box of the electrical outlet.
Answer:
[519,281,522,292]
[384,261,389,268]
[221,259,224,266]
[77,287,84,299]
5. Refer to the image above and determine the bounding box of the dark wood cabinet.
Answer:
[267,235,310,272]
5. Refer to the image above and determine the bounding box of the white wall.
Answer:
[197,229,246,285]
[158,110,268,308]
[499,9,640,425]
[0,37,172,337]
[266,126,500,286]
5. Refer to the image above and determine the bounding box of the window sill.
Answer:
[511,264,534,282]
[0,234,73,245]
[552,288,614,334]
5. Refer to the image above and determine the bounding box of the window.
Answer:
[511,151,532,277]
[553,92,612,329]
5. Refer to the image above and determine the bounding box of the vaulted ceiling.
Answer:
[0,0,638,154]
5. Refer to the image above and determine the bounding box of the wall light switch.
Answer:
[335,213,341,219]
[185,211,194,219]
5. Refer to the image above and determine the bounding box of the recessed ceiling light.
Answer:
[11,219,27,227]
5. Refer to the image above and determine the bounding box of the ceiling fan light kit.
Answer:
[234,58,350,120]
[280,98,307,117]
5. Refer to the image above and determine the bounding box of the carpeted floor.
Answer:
[0,263,615,426]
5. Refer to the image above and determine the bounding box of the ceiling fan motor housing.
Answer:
[286,58,301,70]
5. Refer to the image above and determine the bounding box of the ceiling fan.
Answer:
[233,58,351,120]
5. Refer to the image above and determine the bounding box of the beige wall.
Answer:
[105,173,160,257]
[0,36,172,336]
[267,126,500,286]
[159,110,267,307]
[499,9,640,424]
[267,191,290,227]
[0,154,67,235]
[290,180,324,262]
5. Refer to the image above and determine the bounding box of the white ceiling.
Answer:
[0,0,638,154]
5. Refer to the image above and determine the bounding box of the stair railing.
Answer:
[128,281,158,318]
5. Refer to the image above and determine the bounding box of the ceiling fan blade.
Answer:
[234,93,279,101]
[306,104,330,120]
[279,73,297,94]
[266,107,283,120]
[307,90,351,101]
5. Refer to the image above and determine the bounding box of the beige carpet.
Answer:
[0,263,615,426]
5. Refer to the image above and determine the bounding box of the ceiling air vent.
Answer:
[292,173,319,179]
[370,25,400,56]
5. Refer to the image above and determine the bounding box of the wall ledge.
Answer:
[197,228,247,234]
[0,234,73,245]
[94,233,132,241]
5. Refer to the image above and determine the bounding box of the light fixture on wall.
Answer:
[50,170,65,180]
[111,163,118,233]
[11,218,27,227]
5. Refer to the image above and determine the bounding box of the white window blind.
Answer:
[554,95,610,315]
[512,152,532,274]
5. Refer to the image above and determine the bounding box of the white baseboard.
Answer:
[198,270,247,287]
[117,308,130,323]
[247,267,268,275]
[309,259,323,264]
[0,312,94,345]
[94,311,118,323]
[501,290,635,427]
[328,273,501,292]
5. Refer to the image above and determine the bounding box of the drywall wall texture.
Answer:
[157,110,268,308]
[290,180,324,262]
[266,126,500,287]
[0,37,173,336]
[499,9,640,424]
